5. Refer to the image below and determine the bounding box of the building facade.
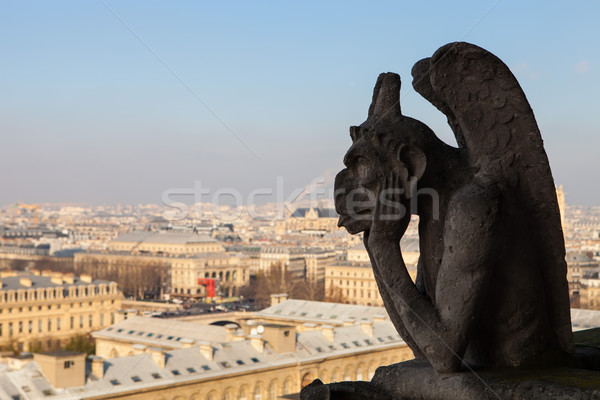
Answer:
[0,271,123,352]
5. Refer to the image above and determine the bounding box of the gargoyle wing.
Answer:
[412,42,574,356]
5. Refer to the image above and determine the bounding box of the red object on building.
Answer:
[197,278,217,297]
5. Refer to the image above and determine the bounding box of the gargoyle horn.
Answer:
[368,72,402,123]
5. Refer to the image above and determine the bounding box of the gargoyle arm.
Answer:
[366,180,499,373]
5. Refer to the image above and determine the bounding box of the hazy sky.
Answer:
[1,1,599,207]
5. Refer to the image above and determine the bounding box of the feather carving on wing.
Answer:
[412,42,573,355]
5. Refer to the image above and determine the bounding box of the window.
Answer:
[131,376,142,383]
[250,358,259,363]
[151,373,161,379]
[202,365,211,371]
[171,370,180,375]
[236,360,244,365]
[64,360,74,369]
[187,367,196,373]
[70,317,74,330]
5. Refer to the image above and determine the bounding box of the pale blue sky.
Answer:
[1,1,598,206]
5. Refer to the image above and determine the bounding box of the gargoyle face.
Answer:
[334,122,428,235]
[334,131,384,234]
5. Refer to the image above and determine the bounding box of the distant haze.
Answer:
[1,1,599,206]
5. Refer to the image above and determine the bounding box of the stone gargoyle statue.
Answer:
[304,42,577,399]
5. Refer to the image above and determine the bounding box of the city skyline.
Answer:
[2,1,599,206]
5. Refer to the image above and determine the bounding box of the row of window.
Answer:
[0,285,118,302]
[0,299,115,314]
[0,313,115,337]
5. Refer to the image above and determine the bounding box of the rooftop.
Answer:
[0,273,113,291]
[112,231,217,245]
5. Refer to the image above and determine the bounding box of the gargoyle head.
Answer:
[334,73,428,234]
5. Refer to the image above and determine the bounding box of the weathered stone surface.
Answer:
[371,359,600,400]
[307,41,586,398]
[300,379,393,400]
[334,41,573,373]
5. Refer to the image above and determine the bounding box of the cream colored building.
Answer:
[0,271,123,352]
[275,207,340,234]
[171,252,251,298]
[326,240,419,306]
[82,300,414,399]
[108,231,223,255]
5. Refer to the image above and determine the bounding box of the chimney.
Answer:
[321,325,335,342]
[19,277,32,287]
[270,293,288,306]
[89,356,105,378]
[149,347,166,368]
[224,324,238,341]
[373,315,387,323]
[360,321,373,337]
[63,273,75,284]
[180,338,195,348]
[302,322,317,332]
[51,276,63,285]
[343,318,355,326]
[198,341,214,361]
[80,274,92,283]
[249,335,264,354]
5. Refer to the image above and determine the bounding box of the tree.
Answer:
[292,279,325,302]
[241,262,296,309]
[64,334,95,356]
[323,283,347,304]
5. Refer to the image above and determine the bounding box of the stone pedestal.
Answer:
[301,359,600,400]
[372,359,600,399]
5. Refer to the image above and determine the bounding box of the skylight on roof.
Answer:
[250,358,259,363]
[202,365,211,370]
[236,360,244,365]
[128,330,135,334]
[187,367,196,373]
[171,370,180,375]
[110,379,120,385]
[131,376,141,382]
[220,361,231,368]
[151,373,161,379]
